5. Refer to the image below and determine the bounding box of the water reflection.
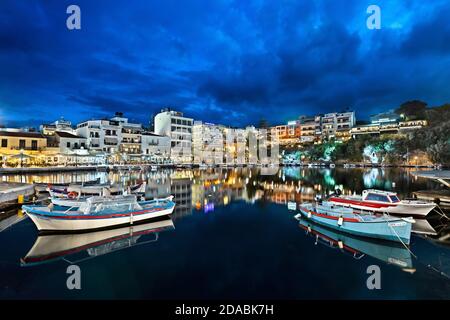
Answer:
[298,218,415,272]
[2,167,450,246]
[21,218,174,266]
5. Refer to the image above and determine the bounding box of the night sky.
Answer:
[1,0,450,128]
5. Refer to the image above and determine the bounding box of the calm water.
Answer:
[0,167,449,299]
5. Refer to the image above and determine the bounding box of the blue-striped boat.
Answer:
[22,195,175,233]
[298,202,413,244]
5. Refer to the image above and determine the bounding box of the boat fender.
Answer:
[307,212,312,219]
[68,191,78,199]
[338,216,343,226]
[338,241,344,249]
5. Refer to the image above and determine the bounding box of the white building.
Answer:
[141,132,171,163]
[154,109,193,164]
[40,118,76,136]
[55,131,87,154]
[192,121,225,165]
[76,113,142,157]
[318,111,355,141]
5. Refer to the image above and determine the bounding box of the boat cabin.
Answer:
[362,190,400,203]
[79,195,143,215]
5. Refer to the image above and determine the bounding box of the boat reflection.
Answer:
[21,218,175,267]
[298,218,414,272]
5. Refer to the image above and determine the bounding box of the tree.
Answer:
[257,119,269,129]
[395,100,427,120]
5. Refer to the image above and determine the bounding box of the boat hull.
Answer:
[329,197,435,217]
[299,207,412,244]
[24,206,174,232]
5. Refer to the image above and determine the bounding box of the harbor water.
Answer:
[0,167,449,299]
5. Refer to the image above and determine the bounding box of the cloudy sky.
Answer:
[1,0,449,128]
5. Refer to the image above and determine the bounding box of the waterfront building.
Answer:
[76,119,121,153]
[192,121,225,165]
[318,111,355,142]
[112,112,143,156]
[350,120,427,137]
[40,118,76,136]
[0,131,48,166]
[54,131,87,154]
[76,112,142,161]
[154,108,193,164]
[0,130,47,153]
[141,132,171,163]
[298,116,319,144]
[270,120,301,146]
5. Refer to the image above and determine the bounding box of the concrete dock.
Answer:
[0,183,35,210]
[0,166,97,175]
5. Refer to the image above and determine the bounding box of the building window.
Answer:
[67,142,71,148]
[31,140,38,150]
[1,139,7,148]
[19,139,26,149]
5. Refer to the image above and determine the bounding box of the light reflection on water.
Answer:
[0,167,449,299]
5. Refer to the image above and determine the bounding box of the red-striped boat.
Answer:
[22,195,175,232]
[329,189,436,217]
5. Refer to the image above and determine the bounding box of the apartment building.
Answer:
[112,113,143,155]
[0,130,47,151]
[154,108,193,164]
[54,131,87,154]
[76,112,142,155]
[319,111,355,141]
[141,132,171,163]
[192,121,225,165]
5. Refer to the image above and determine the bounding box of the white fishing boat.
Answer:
[329,189,436,217]
[298,201,414,244]
[22,195,175,232]
[47,182,145,198]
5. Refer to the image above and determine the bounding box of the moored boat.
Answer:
[47,181,145,198]
[22,195,175,232]
[298,202,414,244]
[297,218,413,270]
[34,178,101,193]
[329,189,436,217]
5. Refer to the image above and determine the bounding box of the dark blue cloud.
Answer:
[1,0,450,128]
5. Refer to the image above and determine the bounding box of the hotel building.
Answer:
[76,112,142,157]
[192,121,225,165]
[154,108,193,164]
[141,132,171,163]
[318,111,355,141]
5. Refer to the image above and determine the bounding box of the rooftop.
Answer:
[0,131,46,139]
[55,131,86,139]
